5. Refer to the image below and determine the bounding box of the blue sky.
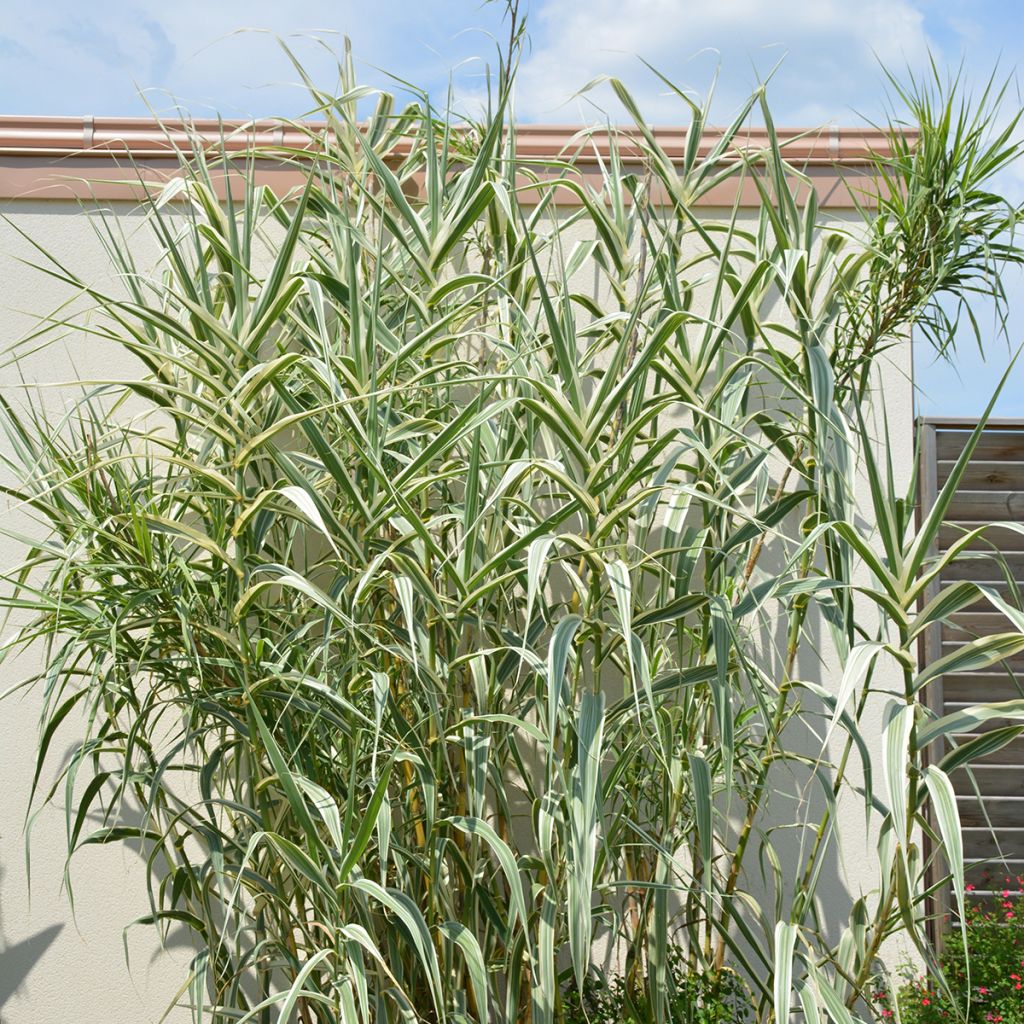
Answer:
[1,0,1022,417]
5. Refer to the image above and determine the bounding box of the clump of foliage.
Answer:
[563,949,753,1024]
[891,876,1024,1024]
[3,12,1024,1024]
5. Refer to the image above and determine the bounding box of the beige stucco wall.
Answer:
[0,201,195,1023]
[0,197,917,1023]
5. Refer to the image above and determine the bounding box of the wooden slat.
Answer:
[937,579,1020,600]
[942,673,1024,704]
[937,460,1024,489]
[936,429,1024,462]
[952,765,1024,797]
[963,827,1024,861]
[946,701,1021,716]
[942,611,1016,640]
[939,523,1024,551]
[956,734,1024,765]
[949,611,1017,629]
[958,796,1024,828]
[937,460,1024,487]
[938,555,1024,581]
[941,491,1024,521]
[940,642,1024,669]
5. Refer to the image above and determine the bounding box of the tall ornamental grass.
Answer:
[3,28,1024,1024]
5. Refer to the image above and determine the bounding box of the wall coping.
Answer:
[0,115,904,207]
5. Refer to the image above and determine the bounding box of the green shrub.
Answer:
[892,879,1024,1024]
[562,949,754,1024]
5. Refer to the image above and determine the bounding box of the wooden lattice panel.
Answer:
[919,420,1024,898]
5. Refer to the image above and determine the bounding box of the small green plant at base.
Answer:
[890,876,1024,1024]
[562,949,753,1024]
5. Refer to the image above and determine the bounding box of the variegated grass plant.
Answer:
[3,31,1024,1024]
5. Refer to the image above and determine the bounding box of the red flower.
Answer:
[922,998,931,1006]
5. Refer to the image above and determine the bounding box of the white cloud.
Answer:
[512,0,935,124]
[0,1,506,118]
[0,0,1010,135]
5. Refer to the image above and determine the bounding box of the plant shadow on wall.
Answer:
[4,6,1024,1022]
[0,865,63,1015]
